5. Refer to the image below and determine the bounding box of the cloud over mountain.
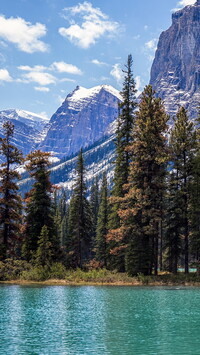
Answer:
[59,1,121,48]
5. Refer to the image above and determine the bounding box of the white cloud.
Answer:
[59,1,121,49]
[51,61,82,75]
[145,38,158,51]
[110,63,123,83]
[91,59,107,66]
[34,86,50,92]
[176,0,195,7]
[18,65,47,72]
[60,78,76,83]
[0,68,12,82]
[172,0,196,11]
[22,71,56,85]
[144,25,148,30]
[179,0,196,5]
[17,62,81,86]
[0,15,48,53]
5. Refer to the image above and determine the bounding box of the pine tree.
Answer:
[96,173,109,267]
[61,213,68,249]
[190,108,200,264]
[53,189,68,250]
[164,172,182,273]
[169,107,196,273]
[36,225,53,267]
[111,54,137,198]
[0,121,23,259]
[22,150,58,261]
[67,149,92,268]
[59,190,68,248]
[59,189,68,219]
[108,54,137,271]
[90,177,99,251]
[118,85,168,276]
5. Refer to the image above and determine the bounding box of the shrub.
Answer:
[137,272,149,285]
[49,263,67,279]
[20,265,49,281]
[0,259,31,281]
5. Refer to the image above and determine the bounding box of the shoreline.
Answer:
[1,278,200,287]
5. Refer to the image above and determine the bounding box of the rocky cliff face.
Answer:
[150,0,200,119]
[39,85,121,159]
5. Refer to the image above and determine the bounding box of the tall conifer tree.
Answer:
[59,190,68,248]
[0,121,23,259]
[108,54,137,271]
[96,173,109,267]
[90,177,99,249]
[164,172,182,273]
[169,107,196,273]
[22,150,58,261]
[190,108,200,264]
[67,149,92,268]
[36,225,53,267]
[118,85,168,276]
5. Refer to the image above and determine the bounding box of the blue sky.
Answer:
[0,0,196,118]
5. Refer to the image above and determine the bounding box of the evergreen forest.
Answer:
[1,54,200,281]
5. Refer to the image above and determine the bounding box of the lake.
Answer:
[0,285,200,354]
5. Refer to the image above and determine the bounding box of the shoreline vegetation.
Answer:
[1,261,200,286]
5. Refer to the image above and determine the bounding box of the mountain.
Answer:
[7,1,200,194]
[19,133,116,198]
[150,0,200,119]
[0,109,49,157]
[39,85,121,159]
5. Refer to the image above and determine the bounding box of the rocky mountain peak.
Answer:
[39,85,121,158]
[150,1,200,120]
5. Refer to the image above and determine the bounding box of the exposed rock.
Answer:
[150,0,200,120]
[39,85,121,159]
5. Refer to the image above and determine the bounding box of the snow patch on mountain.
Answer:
[0,109,49,133]
[67,84,122,111]
[0,109,50,158]
[39,84,121,158]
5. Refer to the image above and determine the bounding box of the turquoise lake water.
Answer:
[1,285,200,354]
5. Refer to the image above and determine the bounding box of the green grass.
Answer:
[64,268,135,284]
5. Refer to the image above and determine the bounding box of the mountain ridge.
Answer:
[39,84,121,159]
[150,0,200,119]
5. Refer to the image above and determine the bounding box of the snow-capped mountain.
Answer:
[150,0,200,120]
[0,109,49,157]
[0,109,49,132]
[39,85,121,158]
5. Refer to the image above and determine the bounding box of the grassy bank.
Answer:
[1,260,200,286]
